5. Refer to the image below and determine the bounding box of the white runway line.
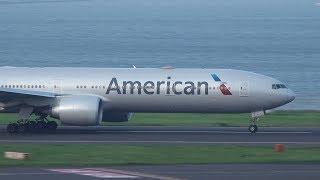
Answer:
[86,168,181,180]
[0,172,55,176]
[119,130,312,134]
[48,168,180,180]
[48,168,138,179]
[0,140,319,144]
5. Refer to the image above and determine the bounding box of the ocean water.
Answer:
[0,0,319,109]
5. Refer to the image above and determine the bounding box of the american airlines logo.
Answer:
[106,74,232,96]
[211,74,232,95]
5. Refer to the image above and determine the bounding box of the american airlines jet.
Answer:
[0,67,295,134]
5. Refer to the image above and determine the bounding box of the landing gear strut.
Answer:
[248,111,265,134]
[6,107,58,134]
[248,119,258,133]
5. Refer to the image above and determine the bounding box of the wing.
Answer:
[0,88,58,109]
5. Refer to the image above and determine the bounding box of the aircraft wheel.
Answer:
[46,121,58,133]
[27,121,37,133]
[248,125,258,133]
[7,123,18,134]
[35,121,46,133]
[17,124,27,134]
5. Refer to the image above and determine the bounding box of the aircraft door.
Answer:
[239,82,249,97]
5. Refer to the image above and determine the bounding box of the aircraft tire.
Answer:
[46,121,58,133]
[27,121,37,133]
[7,123,18,134]
[248,125,258,133]
[17,124,27,134]
[35,121,46,133]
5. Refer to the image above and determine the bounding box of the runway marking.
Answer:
[86,168,182,180]
[0,172,55,176]
[48,168,180,180]
[0,140,320,145]
[107,130,312,134]
[48,168,138,178]
[194,169,320,175]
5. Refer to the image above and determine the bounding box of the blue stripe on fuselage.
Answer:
[211,74,221,82]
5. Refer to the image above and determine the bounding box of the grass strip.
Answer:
[0,144,320,166]
[0,111,319,127]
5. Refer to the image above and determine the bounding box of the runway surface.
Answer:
[0,125,319,146]
[1,164,320,180]
[1,126,320,180]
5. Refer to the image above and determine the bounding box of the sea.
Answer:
[0,0,319,110]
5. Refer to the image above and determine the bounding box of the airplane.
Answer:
[0,66,295,134]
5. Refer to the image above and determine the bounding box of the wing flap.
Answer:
[0,88,57,108]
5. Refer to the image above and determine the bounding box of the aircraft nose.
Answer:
[287,89,296,102]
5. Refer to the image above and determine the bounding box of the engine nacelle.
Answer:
[51,95,103,126]
[102,112,133,122]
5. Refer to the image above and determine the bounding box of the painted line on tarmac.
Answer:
[85,168,181,180]
[0,140,319,145]
[48,168,181,180]
[188,169,320,175]
[113,130,312,134]
[0,172,55,176]
[48,168,138,179]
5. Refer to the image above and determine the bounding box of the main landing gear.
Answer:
[7,118,58,134]
[6,107,58,134]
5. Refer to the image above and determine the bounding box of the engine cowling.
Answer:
[102,112,133,122]
[51,95,103,126]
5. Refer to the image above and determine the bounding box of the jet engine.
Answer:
[51,95,103,126]
[102,112,133,122]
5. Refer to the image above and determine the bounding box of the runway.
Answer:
[1,126,320,180]
[2,164,320,180]
[0,125,319,146]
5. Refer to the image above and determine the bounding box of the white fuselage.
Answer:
[0,67,295,113]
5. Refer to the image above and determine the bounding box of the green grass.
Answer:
[115,110,320,127]
[1,144,320,166]
[0,111,320,127]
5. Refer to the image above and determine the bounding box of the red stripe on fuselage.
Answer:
[219,84,232,95]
